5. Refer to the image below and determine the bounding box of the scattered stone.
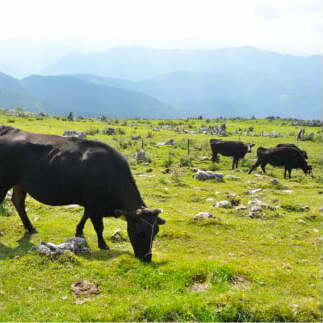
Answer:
[270,179,280,185]
[319,207,323,213]
[134,149,147,163]
[250,205,261,213]
[156,139,176,146]
[63,131,86,139]
[110,229,126,242]
[224,174,241,181]
[132,135,141,140]
[300,206,310,212]
[245,188,262,194]
[246,181,257,185]
[205,198,214,202]
[194,170,224,182]
[235,205,247,211]
[194,212,214,221]
[103,128,116,135]
[32,237,90,256]
[297,219,306,224]
[248,199,263,206]
[213,201,232,208]
[282,190,293,194]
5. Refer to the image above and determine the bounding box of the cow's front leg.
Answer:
[11,186,37,234]
[75,211,89,237]
[89,213,109,250]
[249,160,260,174]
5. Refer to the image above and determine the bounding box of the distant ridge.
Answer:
[0,46,322,119]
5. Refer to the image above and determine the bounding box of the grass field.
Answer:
[0,114,322,321]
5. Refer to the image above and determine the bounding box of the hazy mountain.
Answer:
[0,72,45,111]
[1,46,322,119]
[20,75,173,118]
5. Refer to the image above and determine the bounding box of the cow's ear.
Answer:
[153,208,163,216]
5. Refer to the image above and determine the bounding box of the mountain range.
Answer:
[0,47,322,119]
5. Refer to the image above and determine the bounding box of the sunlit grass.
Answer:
[0,114,322,321]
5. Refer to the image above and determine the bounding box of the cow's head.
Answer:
[247,143,255,153]
[114,208,165,262]
[303,164,312,175]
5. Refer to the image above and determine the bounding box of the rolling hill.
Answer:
[0,46,322,119]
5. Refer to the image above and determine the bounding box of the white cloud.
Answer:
[0,0,321,54]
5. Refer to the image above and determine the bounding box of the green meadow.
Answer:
[0,114,322,321]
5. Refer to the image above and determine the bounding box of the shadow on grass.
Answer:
[0,232,34,259]
[85,249,132,261]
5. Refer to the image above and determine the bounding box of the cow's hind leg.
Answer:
[75,211,89,237]
[212,153,219,162]
[87,208,109,250]
[232,158,236,169]
[261,163,267,174]
[11,186,37,233]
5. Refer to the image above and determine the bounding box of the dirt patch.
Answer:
[231,275,251,290]
[190,282,209,292]
[71,280,100,304]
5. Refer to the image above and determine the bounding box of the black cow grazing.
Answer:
[248,146,312,179]
[276,143,308,159]
[210,139,255,169]
[0,125,165,262]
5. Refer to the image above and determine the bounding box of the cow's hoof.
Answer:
[99,245,110,251]
[28,227,38,234]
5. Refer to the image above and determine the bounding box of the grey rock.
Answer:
[135,149,147,163]
[194,170,224,182]
[235,205,247,211]
[245,188,262,194]
[213,200,232,208]
[270,179,280,185]
[111,229,126,242]
[32,237,90,256]
[194,212,214,221]
[63,131,86,139]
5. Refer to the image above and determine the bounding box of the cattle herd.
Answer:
[0,125,313,262]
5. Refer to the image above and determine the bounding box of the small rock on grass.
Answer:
[282,190,293,194]
[270,179,280,185]
[110,229,126,242]
[213,201,232,208]
[235,205,247,211]
[194,212,214,221]
[245,188,262,195]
